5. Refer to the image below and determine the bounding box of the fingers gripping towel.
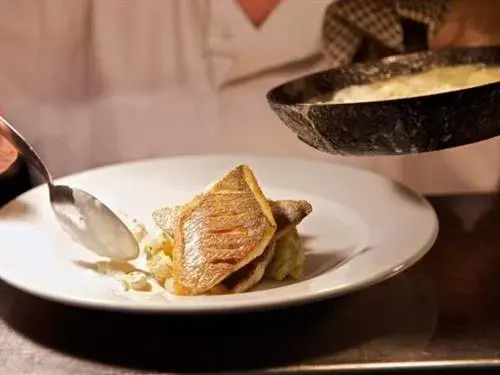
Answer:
[322,0,450,66]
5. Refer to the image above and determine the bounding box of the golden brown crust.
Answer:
[152,205,182,239]
[152,166,313,296]
[222,241,276,293]
[172,165,277,296]
[154,199,312,242]
[269,200,312,239]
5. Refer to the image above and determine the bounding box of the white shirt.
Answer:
[0,0,498,194]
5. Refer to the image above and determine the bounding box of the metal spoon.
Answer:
[0,115,140,260]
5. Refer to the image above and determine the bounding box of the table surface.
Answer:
[2,193,500,374]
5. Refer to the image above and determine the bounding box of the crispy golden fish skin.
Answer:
[217,199,312,293]
[152,205,182,239]
[269,200,312,239]
[173,165,277,296]
[153,199,312,241]
[222,242,276,293]
[152,197,312,295]
[219,198,312,292]
[151,171,313,295]
[163,199,311,295]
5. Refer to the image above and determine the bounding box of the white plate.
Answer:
[0,155,438,313]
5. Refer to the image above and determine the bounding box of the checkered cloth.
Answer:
[322,0,450,66]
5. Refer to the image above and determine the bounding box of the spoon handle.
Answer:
[0,115,53,183]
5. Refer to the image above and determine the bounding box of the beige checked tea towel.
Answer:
[322,0,450,66]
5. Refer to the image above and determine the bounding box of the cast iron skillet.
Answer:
[267,46,500,156]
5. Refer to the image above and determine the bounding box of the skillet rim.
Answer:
[266,45,500,107]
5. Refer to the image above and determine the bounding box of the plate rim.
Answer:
[0,154,439,314]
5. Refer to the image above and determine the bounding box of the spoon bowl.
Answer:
[50,185,140,260]
[0,116,139,261]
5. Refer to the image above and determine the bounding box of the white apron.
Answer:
[0,0,499,195]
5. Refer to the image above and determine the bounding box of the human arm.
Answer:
[322,0,500,67]
[431,0,500,49]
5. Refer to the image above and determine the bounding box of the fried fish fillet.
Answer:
[215,200,311,293]
[172,165,277,296]
[150,170,312,295]
[152,206,182,240]
[153,200,312,240]
[269,200,312,239]
[221,242,276,293]
[152,199,312,294]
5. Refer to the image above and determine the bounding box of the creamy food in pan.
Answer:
[318,64,500,104]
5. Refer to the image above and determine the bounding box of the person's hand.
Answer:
[431,0,500,50]
[0,136,17,174]
[0,111,18,174]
